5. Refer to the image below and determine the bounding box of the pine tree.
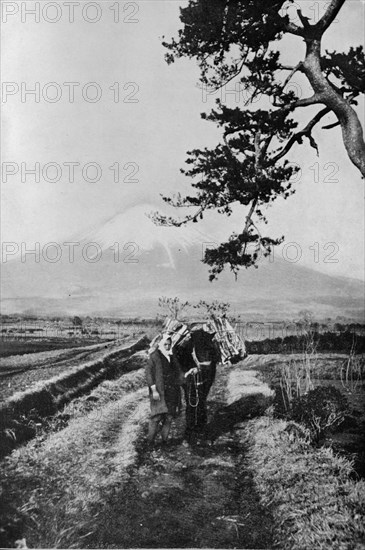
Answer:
[152,0,364,280]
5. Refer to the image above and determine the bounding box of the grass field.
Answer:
[0,340,117,401]
[0,320,161,401]
[0,337,106,358]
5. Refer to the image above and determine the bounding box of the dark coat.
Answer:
[145,349,184,418]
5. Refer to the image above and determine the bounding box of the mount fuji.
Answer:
[1,203,364,320]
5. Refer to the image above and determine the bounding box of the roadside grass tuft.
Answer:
[241,416,365,549]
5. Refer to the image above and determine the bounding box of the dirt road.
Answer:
[87,359,274,549]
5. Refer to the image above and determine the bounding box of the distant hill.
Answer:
[1,204,364,321]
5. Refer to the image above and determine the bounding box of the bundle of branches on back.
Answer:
[206,316,246,364]
[149,316,246,365]
[193,300,246,362]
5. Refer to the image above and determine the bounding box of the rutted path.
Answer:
[0,356,276,549]
[89,359,275,549]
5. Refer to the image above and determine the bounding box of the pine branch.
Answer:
[149,205,206,227]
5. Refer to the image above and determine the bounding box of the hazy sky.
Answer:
[1,0,364,279]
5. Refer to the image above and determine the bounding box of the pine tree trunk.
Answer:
[303,38,365,177]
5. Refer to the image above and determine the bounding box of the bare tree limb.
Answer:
[314,0,346,35]
[245,199,258,230]
[254,132,262,168]
[323,120,340,130]
[282,62,303,89]
[241,197,259,258]
[297,9,312,29]
[210,58,246,92]
[271,107,330,163]
[272,94,323,109]
[281,20,305,37]
[261,135,273,158]
[293,94,324,108]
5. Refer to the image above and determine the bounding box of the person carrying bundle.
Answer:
[145,334,185,447]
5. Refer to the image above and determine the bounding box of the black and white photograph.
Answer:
[1,1,365,548]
